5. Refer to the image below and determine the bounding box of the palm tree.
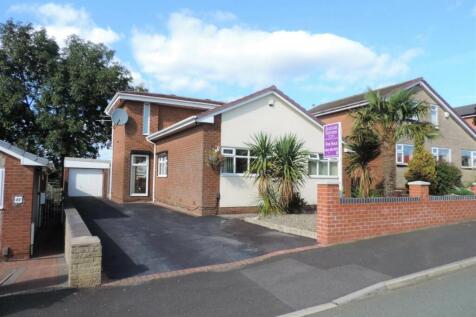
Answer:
[355,88,436,196]
[272,134,309,208]
[345,126,381,197]
[247,132,274,197]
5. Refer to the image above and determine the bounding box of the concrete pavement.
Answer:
[2,220,476,316]
[308,264,476,317]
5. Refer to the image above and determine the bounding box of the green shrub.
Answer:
[404,145,436,185]
[450,187,474,196]
[431,161,462,195]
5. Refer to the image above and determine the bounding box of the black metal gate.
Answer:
[40,181,64,227]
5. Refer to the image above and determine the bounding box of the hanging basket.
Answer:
[207,146,224,171]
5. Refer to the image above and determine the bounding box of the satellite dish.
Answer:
[111,108,128,126]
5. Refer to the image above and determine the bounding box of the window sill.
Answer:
[220,173,256,177]
[461,166,476,170]
[157,175,168,178]
[396,163,409,167]
[309,176,339,179]
[130,193,148,197]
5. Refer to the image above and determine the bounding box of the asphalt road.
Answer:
[2,220,476,317]
[71,197,314,280]
[311,265,476,317]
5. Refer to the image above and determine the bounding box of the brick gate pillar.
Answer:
[408,181,431,201]
[316,179,340,246]
[471,183,476,195]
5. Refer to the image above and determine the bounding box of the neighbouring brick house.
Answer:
[106,86,339,215]
[455,103,476,132]
[0,140,53,259]
[310,77,476,195]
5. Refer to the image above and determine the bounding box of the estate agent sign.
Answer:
[323,123,341,159]
[323,122,343,193]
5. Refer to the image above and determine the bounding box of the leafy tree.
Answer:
[354,88,437,196]
[0,20,133,169]
[0,20,58,151]
[345,125,381,198]
[37,36,131,166]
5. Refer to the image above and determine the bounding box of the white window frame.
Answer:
[396,144,414,165]
[0,168,4,209]
[220,147,256,176]
[432,147,451,163]
[157,153,168,177]
[461,150,476,168]
[308,153,338,178]
[430,104,439,127]
[142,103,150,135]
[130,154,149,196]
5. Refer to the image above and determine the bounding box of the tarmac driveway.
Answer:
[71,197,314,281]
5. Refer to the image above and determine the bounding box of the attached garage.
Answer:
[64,158,110,198]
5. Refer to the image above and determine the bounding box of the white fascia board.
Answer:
[313,101,369,117]
[64,160,110,169]
[199,91,323,130]
[419,81,476,140]
[147,116,198,142]
[105,93,219,115]
[273,93,324,130]
[0,147,48,167]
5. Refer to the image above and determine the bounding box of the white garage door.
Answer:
[68,168,103,197]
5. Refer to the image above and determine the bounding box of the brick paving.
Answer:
[0,254,67,295]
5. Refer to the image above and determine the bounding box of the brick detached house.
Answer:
[310,77,476,195]
[106,86,339,215]
[0,140,53,259]
[455,104,476,132]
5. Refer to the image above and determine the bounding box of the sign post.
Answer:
[323,122,343,194]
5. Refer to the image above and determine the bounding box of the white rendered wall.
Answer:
[220,93,336,207]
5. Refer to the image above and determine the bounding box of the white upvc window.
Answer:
[430,104,438,127]
[221,148,256,175]
[142,103,150,135]
[396,144,414,165]
[0,168,4,209]
[308,153,338,177]
[130,154,149,196]
[432,147,451,163]
[157,153,168,177]
[461,150,476,168]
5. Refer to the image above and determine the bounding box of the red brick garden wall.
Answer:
[317,181,476,246]
[0,153,36,259]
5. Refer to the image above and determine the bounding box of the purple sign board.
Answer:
[323,123,341,159]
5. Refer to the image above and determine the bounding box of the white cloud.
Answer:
[131,11,421,92]
[209,10,237,22]
[9,3,120,46]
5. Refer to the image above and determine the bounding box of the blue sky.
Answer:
[2,0,475,110]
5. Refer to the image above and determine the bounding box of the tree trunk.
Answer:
[382,140,396,196]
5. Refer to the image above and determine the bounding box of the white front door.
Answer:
[68,168,103,197]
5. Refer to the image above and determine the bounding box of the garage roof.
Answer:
[0,140,52,167]
[64,157,110,169]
